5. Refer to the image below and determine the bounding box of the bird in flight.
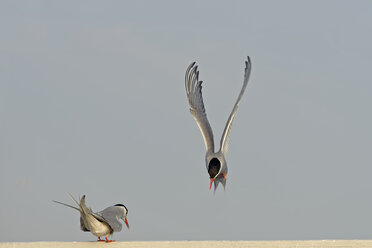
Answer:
[53,194,129,242]
[185,56,252,192]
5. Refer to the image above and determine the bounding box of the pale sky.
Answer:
[1,0,372,242]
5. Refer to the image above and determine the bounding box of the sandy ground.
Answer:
[1,240,372,248]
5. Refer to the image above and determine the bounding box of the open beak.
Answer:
[124,217,129,229]
[209,178,215,190]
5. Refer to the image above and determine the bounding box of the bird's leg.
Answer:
[105,237,114,243]
[97,237,104,242]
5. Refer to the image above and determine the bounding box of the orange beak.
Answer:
[209,178,215,190]
[124,217,129,229]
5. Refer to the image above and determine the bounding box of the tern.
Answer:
[185,56,252,191]
[53,194,129,242]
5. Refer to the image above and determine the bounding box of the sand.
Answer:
[1,240,372,248]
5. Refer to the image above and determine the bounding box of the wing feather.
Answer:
[185,62,215,152]
[220,56,252,155]
[98,206,123,232]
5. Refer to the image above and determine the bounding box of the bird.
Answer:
[53,194,129,242]
[185,56,252,192]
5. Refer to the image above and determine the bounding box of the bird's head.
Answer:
[114,204,130,229]
[208,157,227,190]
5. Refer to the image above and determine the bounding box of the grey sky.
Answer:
[1,0,372,242]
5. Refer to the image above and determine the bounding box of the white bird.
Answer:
[53,194,129,242]
[185,56,252,191]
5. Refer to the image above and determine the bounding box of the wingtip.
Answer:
[190,62,198,72]
[245,56,252,72]
[186,62,197,78]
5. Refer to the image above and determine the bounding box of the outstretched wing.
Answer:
[220,56,252,155]
[185,62,214,152]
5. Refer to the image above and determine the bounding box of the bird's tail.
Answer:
[53,193,91,215]
[213,179,226,194]
[53,200,80,211]
[53,193,82,211]
[79,195,92,216]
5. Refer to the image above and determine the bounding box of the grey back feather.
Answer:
[98,206,124,232]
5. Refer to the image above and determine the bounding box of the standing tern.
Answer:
[185,56,252,191]
[53,194,129,242]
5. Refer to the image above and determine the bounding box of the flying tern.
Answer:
[185,56,252,191]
